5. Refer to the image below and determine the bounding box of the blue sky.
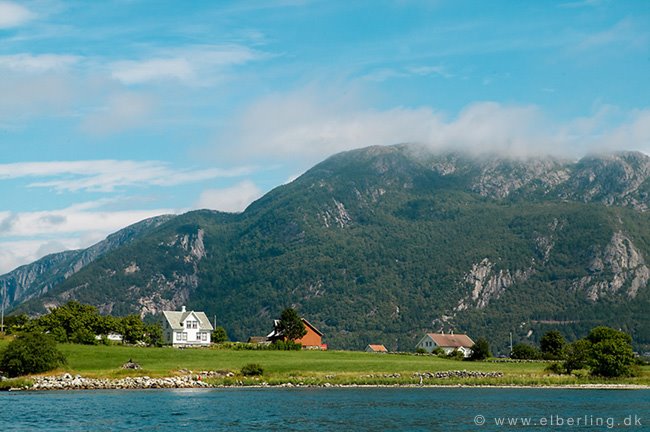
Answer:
[0,0,649,273]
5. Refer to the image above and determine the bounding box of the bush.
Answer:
[240,363,264,376]
[545,362,566,375]
[432,347,446,356]
[270,340,302,351]
[447,350,465,360]
[0,332,67,378]
[415,348,427,354]
[212,326,229,343]
[511,343,541,360]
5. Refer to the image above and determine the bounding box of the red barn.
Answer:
[267,318,326,350]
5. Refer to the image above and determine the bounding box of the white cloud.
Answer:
[0,204,177,274]
[574,19,648,52]
[196,181,262,213]
[0,72,77,125]
[110,44,262,85]
[597,109,650,153]
[0,160,254,192]
[0,206,174,239]
[0,54,79,73]
[0,1,35,29]
[80,92,156,135]
[111,58,194,85]
[221,86,650,162]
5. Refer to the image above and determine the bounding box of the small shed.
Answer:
[365,344,388,353]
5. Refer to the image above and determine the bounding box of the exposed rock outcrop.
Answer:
[456,259,531,310]
[573,231,650,301]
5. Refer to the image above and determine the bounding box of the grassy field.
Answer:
[1,338,648,387]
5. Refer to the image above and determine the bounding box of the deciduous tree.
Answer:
[0,332,66,377]
[540,330,565,359]
[469,337,491,361]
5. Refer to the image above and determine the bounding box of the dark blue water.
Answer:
[1,388,648,431]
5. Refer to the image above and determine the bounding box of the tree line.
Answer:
[510,328,639,378]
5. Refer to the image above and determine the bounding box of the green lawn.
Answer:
[1,338,648,386]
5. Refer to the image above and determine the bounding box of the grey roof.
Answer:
[162,310,214,331]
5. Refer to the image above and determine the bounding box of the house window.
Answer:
[196,332,202,341]
[181,332,187,341]
[201,332,207,341]
[175,332,181,341]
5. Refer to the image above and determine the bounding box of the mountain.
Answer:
[6,145,650,353]
[1,215,175,310]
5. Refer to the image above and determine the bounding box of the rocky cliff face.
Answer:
[573,231,650,301]
[561,152,650,210]
[402,146,650,208]
[0,215,175,310]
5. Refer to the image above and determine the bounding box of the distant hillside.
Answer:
[9,145,650,353]
[1,215,175,310]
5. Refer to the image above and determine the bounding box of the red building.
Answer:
[267,318,326,350]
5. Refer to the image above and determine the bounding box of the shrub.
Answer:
[432,347,446,356]
[212,326,229,343]
[0,332,67,378]
[545,362,566,375]
[447,350,465,360]
[270,340,302,351]
[511,343,541,360]
[415,348,427,354]
[240,363,264,376]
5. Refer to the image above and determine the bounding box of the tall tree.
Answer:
[540,330,565,359]
[586,326,635,377]
[469,337,491,361]
[276,308,307,342]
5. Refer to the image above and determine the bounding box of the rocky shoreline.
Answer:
[30,373,212,391]
[4,370,647,391]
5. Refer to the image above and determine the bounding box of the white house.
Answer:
[161,306,214,347]
[416,332,475,358]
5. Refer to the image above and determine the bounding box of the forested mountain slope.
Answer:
[9,145,650,352]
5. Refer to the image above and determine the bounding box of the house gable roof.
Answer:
[162,310,214,332]
[301,318,323,336]
[367,344,388,352]
[426,333,474,348]
[267,318,323,338]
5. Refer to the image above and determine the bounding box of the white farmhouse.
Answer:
[161,306,214,347]
[416,332,475,358]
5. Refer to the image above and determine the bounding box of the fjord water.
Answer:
[1,388,648,431]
